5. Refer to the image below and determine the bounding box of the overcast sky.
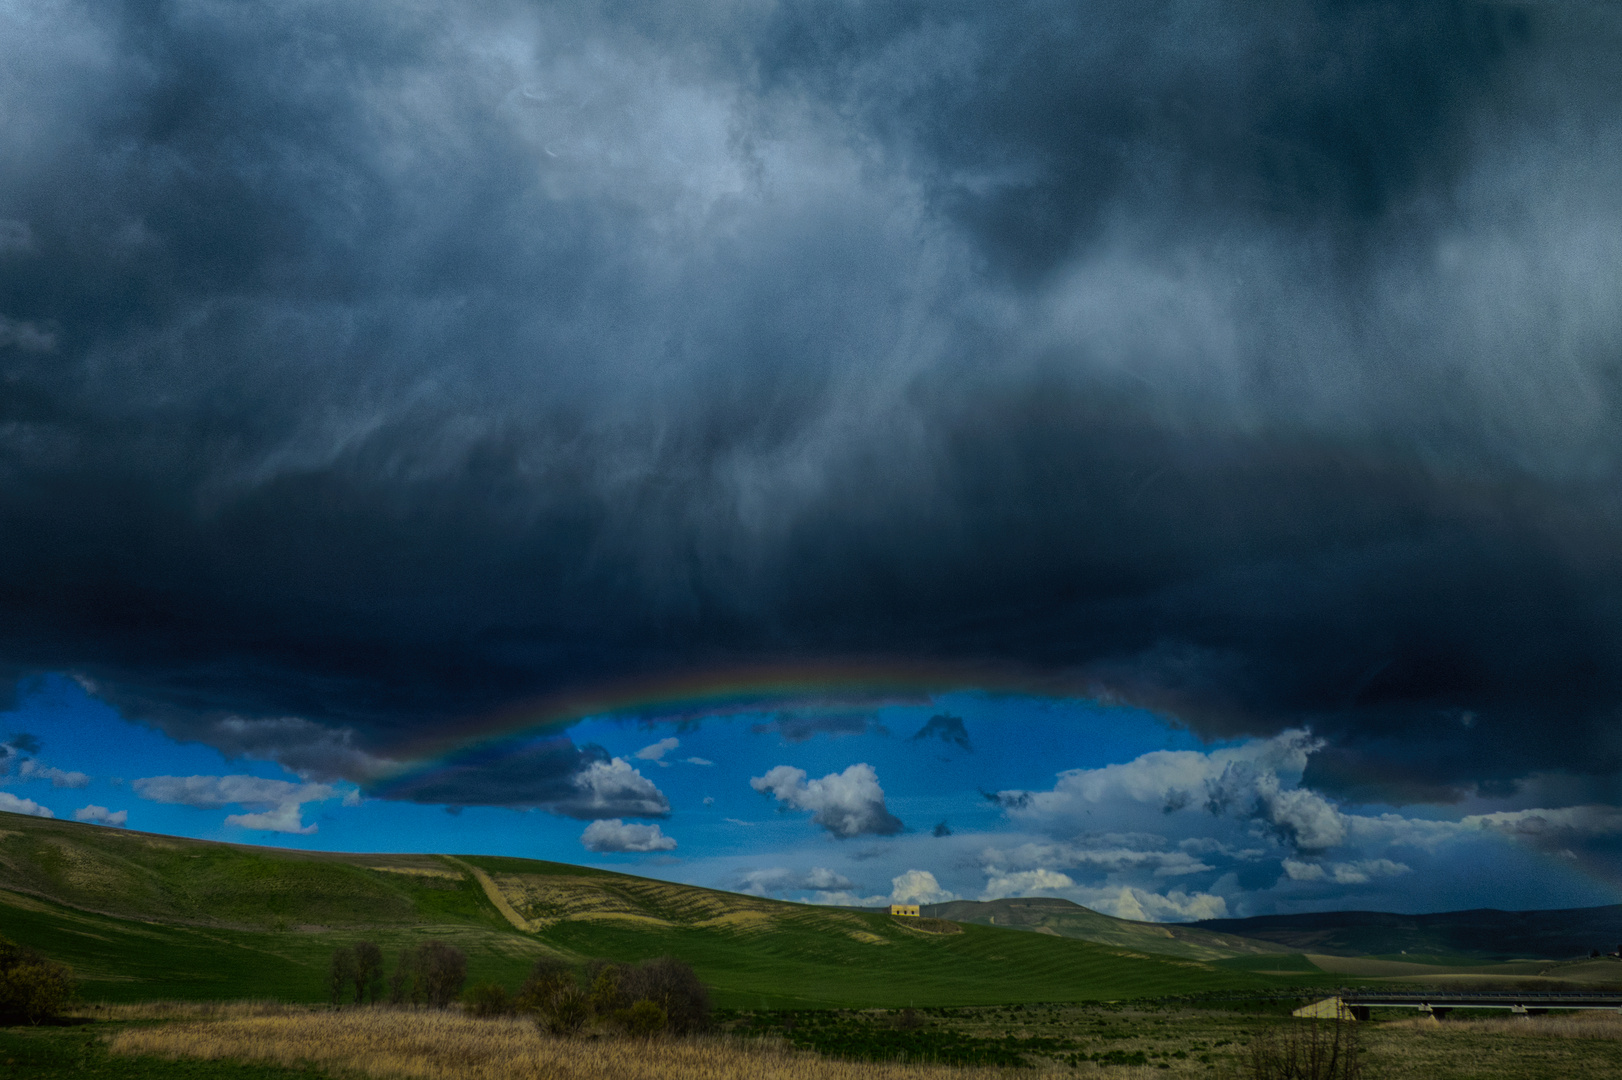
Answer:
[3,0,1622,919]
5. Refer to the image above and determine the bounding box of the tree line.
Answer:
[327,942,709,1036]
[327,940,468,1008]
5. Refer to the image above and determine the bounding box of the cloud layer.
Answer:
[0,2,1618,814]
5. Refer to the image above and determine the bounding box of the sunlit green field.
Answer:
[1,813,1328,1008]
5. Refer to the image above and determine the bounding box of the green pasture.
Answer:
[0,811,1333,1008]
[539,914,1282,1009]
[2,883,1298,1008]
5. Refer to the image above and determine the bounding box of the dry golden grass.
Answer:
[1386,1010,1622,1040]
[104,1009,1104,1080]
[1361,1013,1622,1079]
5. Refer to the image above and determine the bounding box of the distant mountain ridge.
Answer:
[919,897,1287,961]
[1196,906,1622,960]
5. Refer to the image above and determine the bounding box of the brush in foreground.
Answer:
[106,1009,1033,1080]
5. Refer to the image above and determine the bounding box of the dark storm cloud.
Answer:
[751,714,879,743]
[5,734,41,756]
[378,737,670,818]
[911,715,971,752]
[1,1,1621,807]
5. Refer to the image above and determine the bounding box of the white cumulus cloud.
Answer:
[225,803,318,835]
[890,869,957,904]
[580,818,677,853]
[0,792,52,818]
[750,762,903,837]
[557,758,671,819]
[74,805,127,826]
[980,868,1076,900]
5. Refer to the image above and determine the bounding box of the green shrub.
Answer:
[516,958,575,1013]
[585,960,627,1016]
[465,982,513,1018]
[0,935,76,1025]
[516,958,588,1034]
[613,999,667,1038]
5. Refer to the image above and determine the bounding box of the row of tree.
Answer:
[327,941,467,1008]
[507,955,710,1036]
[326,943,710,1037]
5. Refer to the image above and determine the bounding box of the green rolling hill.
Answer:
[0,810,1321,1007]
[919,898,1287,961]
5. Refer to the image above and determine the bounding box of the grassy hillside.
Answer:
[0,811,1307,1007]
[918,898,1286,961]
[1197,906,1622,961]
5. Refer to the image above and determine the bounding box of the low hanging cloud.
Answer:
[750,763,903,838]
[980,868,1075,901]
[1282,858,1410,885]
[734,866,855,897]
[131,774,344,834]
[580,818,677,853]
[73,804,128,826]
[1084,886,1231,923]
[982,838,1216,880]
[965,729,1622,917]
[991,730,1347,854]
[0,792,52,818]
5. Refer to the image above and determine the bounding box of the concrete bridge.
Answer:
[1295,993,1622,1021]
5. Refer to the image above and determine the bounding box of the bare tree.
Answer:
[327,947,357,1007]
[389,942,467,1008]
[352,941,384,1004]
[1246,1018,1363,1080]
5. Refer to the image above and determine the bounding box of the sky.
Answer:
[2,0,1622,920]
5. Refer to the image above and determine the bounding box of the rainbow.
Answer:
[368,658,1092,792]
